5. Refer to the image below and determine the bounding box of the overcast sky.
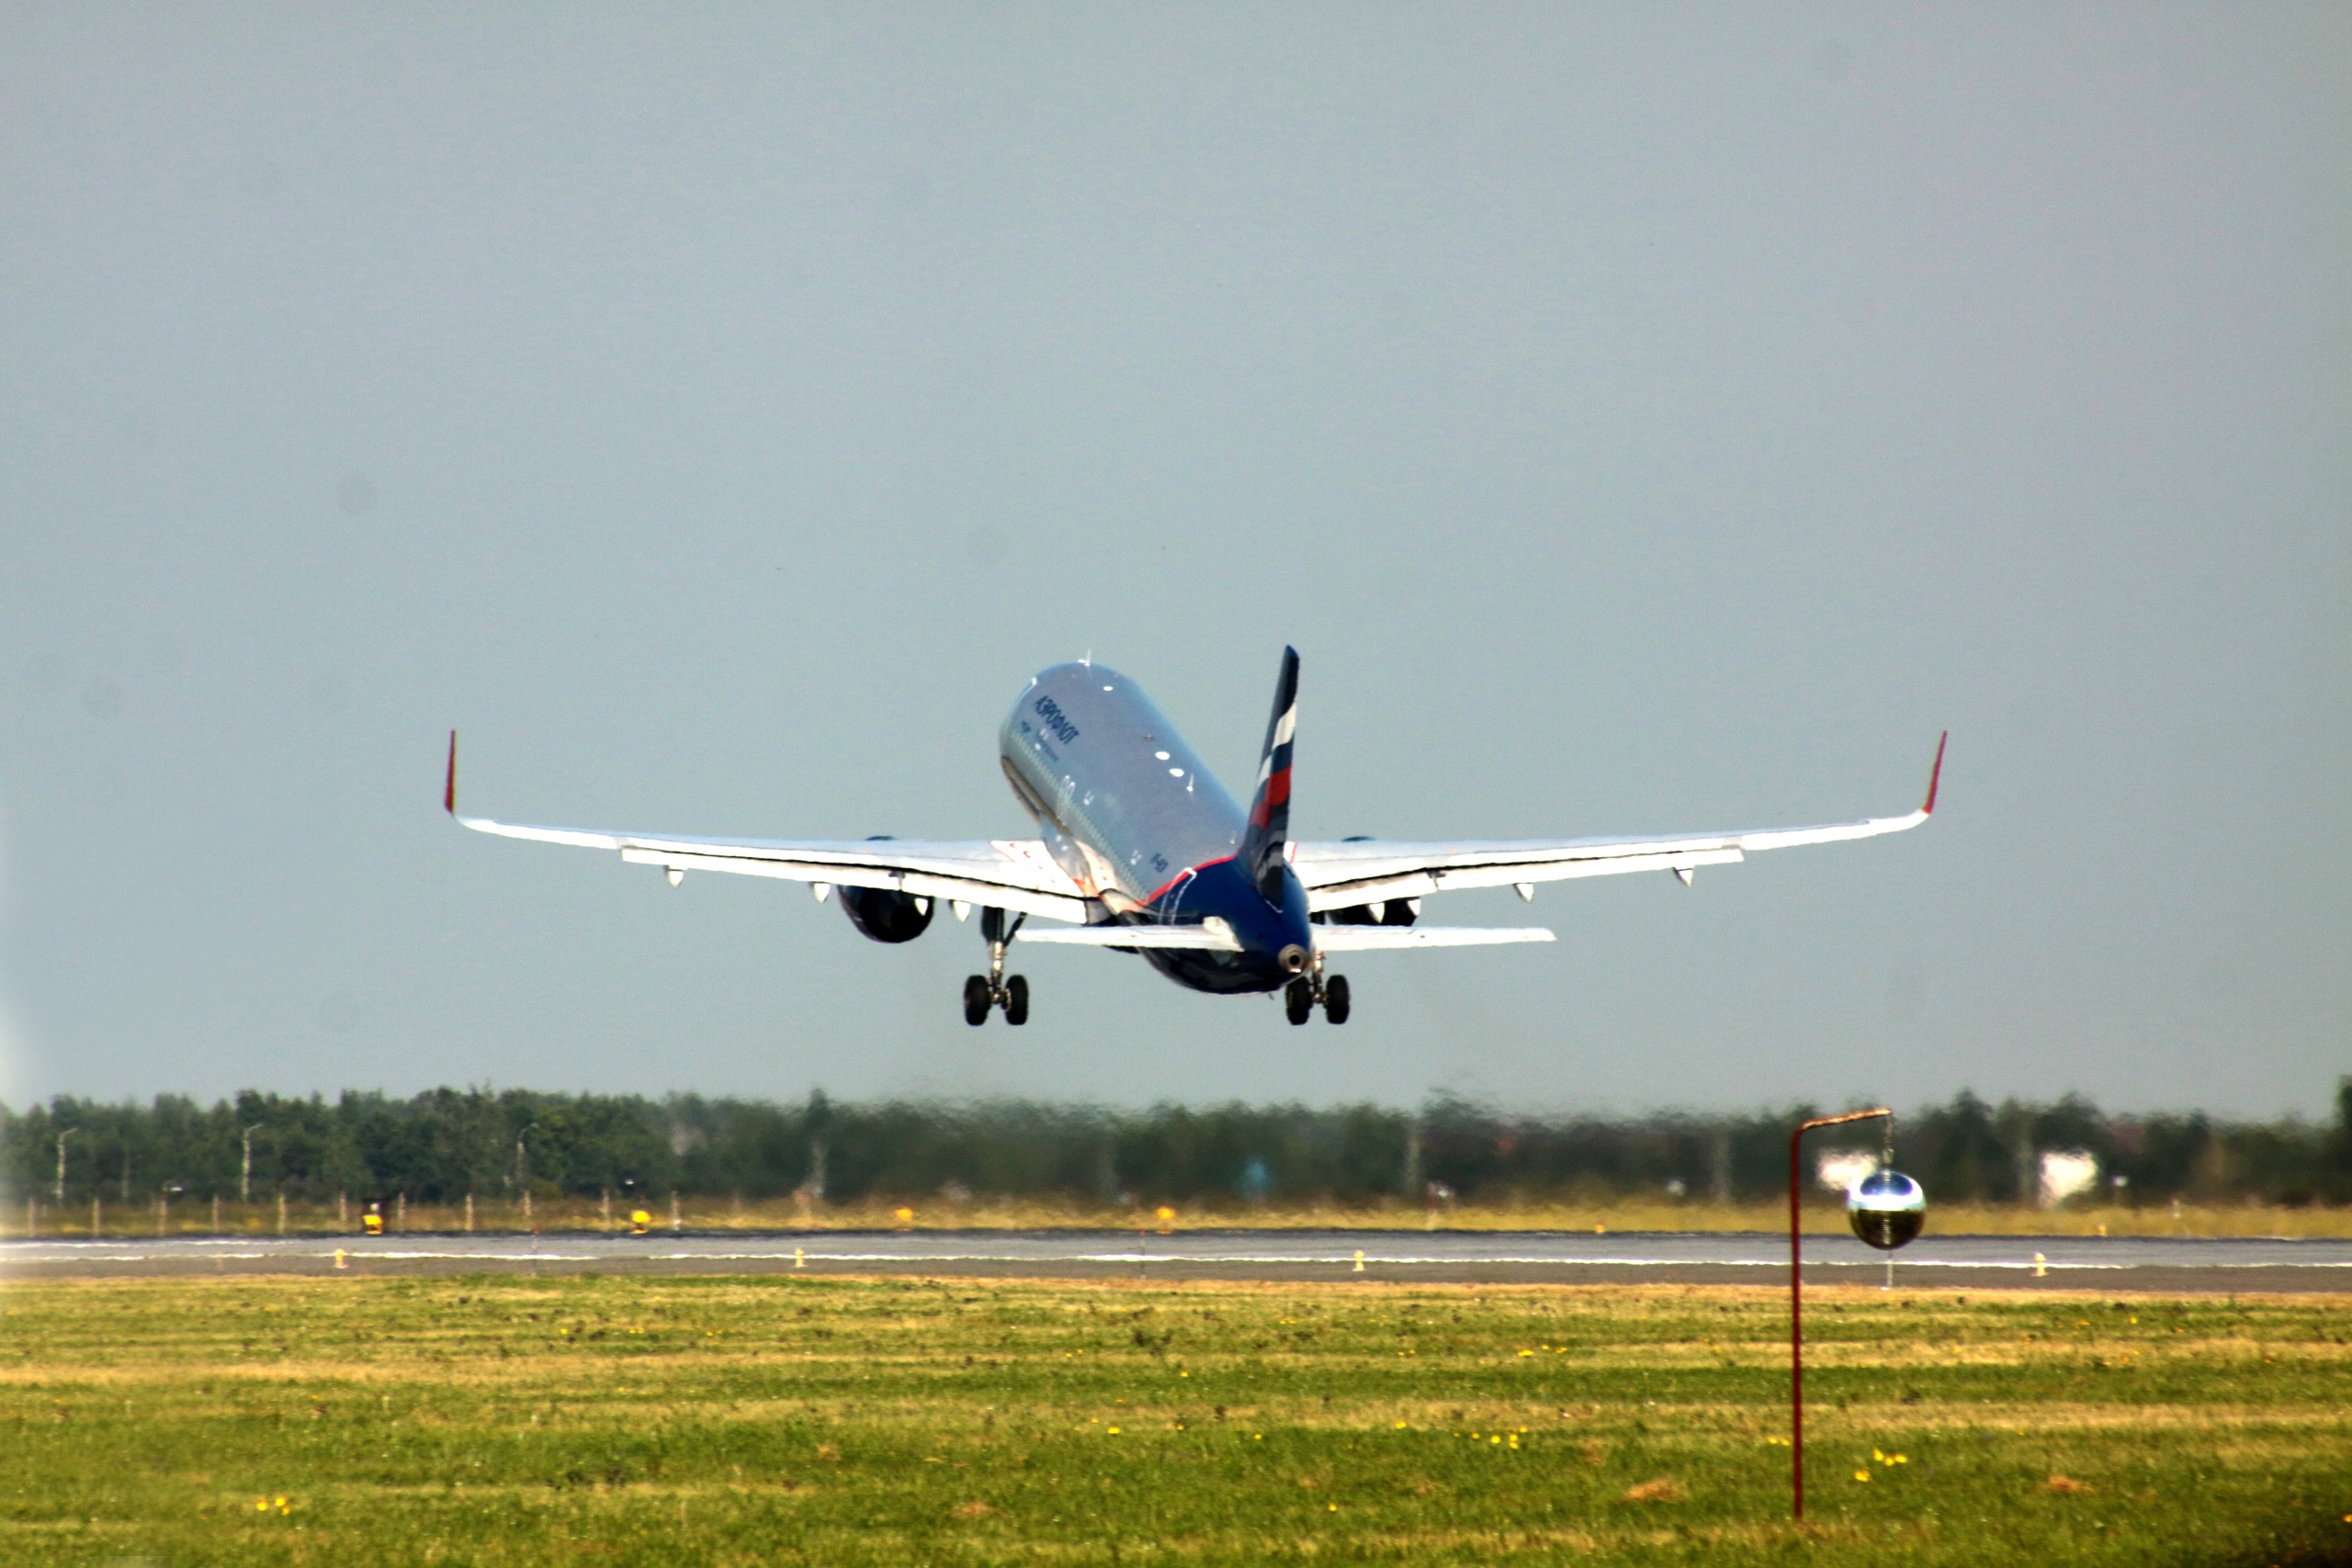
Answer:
[2,5,2344,1118]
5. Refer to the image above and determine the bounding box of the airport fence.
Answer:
[3,1084,2348,1226]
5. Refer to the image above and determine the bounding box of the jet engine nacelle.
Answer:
[840,886,935,943]
[1321,835,1418,928]
[836,836,935,943]
[1323,900,1418,928]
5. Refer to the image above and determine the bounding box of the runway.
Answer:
[6,1229,2347,1292]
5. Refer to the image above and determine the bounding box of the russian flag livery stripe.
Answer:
[1239,647,1300,889]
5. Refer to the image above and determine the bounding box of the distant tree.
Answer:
[1,1085,2341,1210]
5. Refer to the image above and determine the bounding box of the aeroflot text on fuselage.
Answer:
[1031,695,1080,745]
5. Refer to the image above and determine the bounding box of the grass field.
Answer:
[17,1195,2352,1240]
[3,1275,2348,1565]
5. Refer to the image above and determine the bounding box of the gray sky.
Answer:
[3,5,2345,1117]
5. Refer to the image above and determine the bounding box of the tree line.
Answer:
[3,1084,2347,1210]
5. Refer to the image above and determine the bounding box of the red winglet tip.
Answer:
[1922,731,1947,816]
[444,730,458,816]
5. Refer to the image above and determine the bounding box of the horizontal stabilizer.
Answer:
[1015,920,1245,952]
[1314,926,1555,951]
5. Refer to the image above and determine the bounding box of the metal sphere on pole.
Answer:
[1788,1107,1926,1523]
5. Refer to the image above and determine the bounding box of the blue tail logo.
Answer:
[1238,647,1299,900]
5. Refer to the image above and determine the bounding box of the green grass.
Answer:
[3,1275,2348,1564]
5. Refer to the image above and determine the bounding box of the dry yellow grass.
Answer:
[17,1193,2351,1239]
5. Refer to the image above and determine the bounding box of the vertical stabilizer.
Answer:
[1238,647,1300,898]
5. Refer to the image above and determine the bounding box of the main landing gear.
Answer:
[1285,964,1350,1026]
[965,908,1030,1026]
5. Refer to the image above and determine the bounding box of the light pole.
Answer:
[54,1130,79,1204]
[1788,1108,1892,1523]
[241,1124,265,1203]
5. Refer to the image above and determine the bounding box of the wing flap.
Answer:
[1295,735,1944,912]
[460,815,1093,923]
[1301,846,1749,909]
[614,848,1089,923]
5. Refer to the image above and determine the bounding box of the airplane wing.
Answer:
[446,737,1091,922]
[1293,734,1944,915]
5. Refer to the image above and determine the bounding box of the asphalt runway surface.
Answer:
[5,1230,2346,1292]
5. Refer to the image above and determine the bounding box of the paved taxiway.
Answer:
[5,1230,2346,1292]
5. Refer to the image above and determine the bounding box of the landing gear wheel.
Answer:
[963,976,991,1026]
[1284,977,1314,1025]
[1004,974,1030,1026]
[1323,974,1351,1024]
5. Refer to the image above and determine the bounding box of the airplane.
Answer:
[447,649,1943,1027]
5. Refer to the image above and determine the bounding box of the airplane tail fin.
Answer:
[1238,646,1299,898]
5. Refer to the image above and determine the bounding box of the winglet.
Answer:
[444,730,458,816]
[1922,731,1947,816]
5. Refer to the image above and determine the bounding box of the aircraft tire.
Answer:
[1323,975,1351,1024]
[1004,974,1030,1026]
[1284,978,1314,1025]
[963,976,991,1026]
